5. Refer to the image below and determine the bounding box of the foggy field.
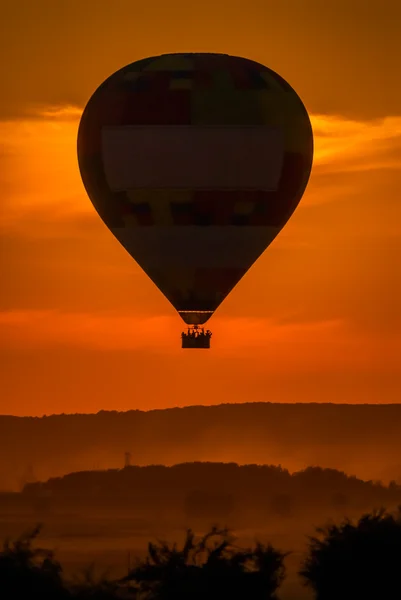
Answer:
[0,508,343,599]
[3,456,401,598]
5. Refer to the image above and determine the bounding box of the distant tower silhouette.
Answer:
[124,451,131,468]
[20,464,37,491]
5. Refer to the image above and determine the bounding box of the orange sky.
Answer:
[1,0,400,416]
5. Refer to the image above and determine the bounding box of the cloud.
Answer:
[1,107,400,242]
[2,0,401,124]
[0,110,87,233]
[36,105,83,120]
[0,309,399,374]
[0,309,176,352]
[311,114,401,173]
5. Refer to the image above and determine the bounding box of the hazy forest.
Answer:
[1,403,401,598]
[1,464,401,599]
[2,402,401,491]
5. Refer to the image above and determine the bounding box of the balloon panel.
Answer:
[77,53,313,323]
[101,125,285,191]
[115,225,279,324]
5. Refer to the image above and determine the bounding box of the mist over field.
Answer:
[1,402,401,599]
[2,452,401,599]
[1,402,401,492]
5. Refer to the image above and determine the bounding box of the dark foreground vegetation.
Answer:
[1,507,401,599]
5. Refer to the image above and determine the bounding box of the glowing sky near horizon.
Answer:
[1,0,400,415]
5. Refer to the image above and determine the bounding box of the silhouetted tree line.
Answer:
[1,507,401,599]
[2,402,401,490]
[20,463,401,519]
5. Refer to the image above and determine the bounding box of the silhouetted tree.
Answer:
[122,526,287,600]
[0,523,287,599]
[69,564,133,599]
[0,524,67,600]
[299,506,401,600]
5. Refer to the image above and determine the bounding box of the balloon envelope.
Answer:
[77,53,313,324]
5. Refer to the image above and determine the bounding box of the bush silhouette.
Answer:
[122,526,287,600]
[0,524,287,599]
[0,524,67,600]
[69,564,132,599]
[299,506,401,600]
[9,509,401,600]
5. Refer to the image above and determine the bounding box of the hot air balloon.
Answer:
[77,53,313,349]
